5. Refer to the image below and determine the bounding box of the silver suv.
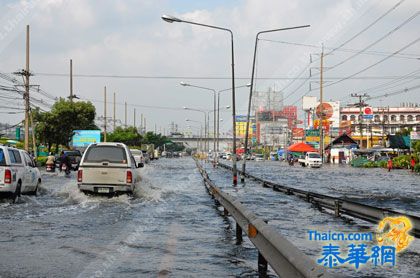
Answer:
[77,143,141,195]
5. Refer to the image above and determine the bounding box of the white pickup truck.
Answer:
[298,152,322,168]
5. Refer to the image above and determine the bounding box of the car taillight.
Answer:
[126,171,132,183]
[4,169,11,184]
[77,170,83,182]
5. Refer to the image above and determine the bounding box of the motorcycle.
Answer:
[61,164,71,176]
[46,163,55,172]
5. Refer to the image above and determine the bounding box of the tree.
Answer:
[35,99,97,151]
[107,127,142,146]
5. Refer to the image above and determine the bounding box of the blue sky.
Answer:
[0,0,419,134]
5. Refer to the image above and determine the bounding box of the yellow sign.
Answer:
[235,122,253,138]
[377,216,414,253]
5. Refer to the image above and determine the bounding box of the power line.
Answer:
[81,97,186,111]
[367,83,420,100]
[326,11,420,72]
[325,0,407,55]
[323,36,420,88]
[259,39,420,59]
[5,72,418,81]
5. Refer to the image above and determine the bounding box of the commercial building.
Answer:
[340,105,420,148]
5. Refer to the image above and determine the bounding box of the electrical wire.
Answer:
[259,39,420,59]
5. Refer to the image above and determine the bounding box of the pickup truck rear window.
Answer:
[0,149,6,166]
[84,146,127,164]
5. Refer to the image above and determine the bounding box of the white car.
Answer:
[130,149,145,167]
[0,145,41,202]
[77,143,142,195]
[298,152,323,168]
[255,154,264,161]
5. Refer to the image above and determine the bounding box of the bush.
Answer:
[36,156,47,167]
[392,155,411,169]
[414,164,420,173]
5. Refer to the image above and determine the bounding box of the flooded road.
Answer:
[0,157,418,277]
[205,159,420,278]
[0,158,260,277]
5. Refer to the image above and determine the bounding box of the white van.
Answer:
[0,145,41,202]
[77,143,141,195]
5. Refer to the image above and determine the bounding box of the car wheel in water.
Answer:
[29,181,40,196]
[12,183,22,203]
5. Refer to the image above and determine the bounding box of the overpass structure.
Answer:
[168,136,240,151]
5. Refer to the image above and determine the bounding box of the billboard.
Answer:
[302,96,317,111]
[72,130,101,147]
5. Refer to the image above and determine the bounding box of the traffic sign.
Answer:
[362,106,373,119]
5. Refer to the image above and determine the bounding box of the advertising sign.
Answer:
[235,115,255,122]
[363,106,374,119]
[292,128,304,138]
[410,131,420,140]
[72,130,101,147]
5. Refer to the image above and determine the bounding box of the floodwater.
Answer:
[0,157,418,277]
[206,159,420,277]
[0,158,262,277]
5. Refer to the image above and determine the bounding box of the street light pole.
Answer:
[184,107,207,151]
[216,84,250,155]
[180,82,217,157]
[241,25,310,183]
[162,14,238,185]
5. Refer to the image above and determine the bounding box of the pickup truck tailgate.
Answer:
[81,166,128,185]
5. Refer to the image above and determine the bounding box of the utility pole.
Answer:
[134,108,136,127]
[125,102,127,128]
[70,59,73,103]
[319,46,324,161]
[140,114,144,133]
[104,86,107,142]
[24,25,30,151]
[351,93,369,148]
[29,109,37,158]
[113,92,116,131]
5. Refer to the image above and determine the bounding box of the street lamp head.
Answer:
[226,105,231,109]
[161,15,182,23]
[180,82,190,86]
[183,106,188,110]
[246,83,251,87]
[185,118,190,122]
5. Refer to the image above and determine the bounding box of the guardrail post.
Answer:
[258,251,268,277]
[236,223,243,245]
[223,207,229,216]
[306,192,312,203]
[258,219,268,277]
[334,200,341,217]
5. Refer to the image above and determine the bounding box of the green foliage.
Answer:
[34,99,97,149]
[412,141,420,153]
[108,127,142,146]
[142,132,170,148]
[414,164,420,173]
[392,155,411,169]
[36,156,47,166]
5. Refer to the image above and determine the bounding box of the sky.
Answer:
[0,0,419,135]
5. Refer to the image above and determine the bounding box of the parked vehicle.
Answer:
[130,149,145,168]
[225,152,232,160]
[0,145,41,202]
[298,152,322,168]
[255,154,264,161]
[77,143,142,195]
[55,150,82,170]
[142,151,151,163]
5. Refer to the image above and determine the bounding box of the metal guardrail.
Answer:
[217,162,420,238]
[194,159,331,278]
